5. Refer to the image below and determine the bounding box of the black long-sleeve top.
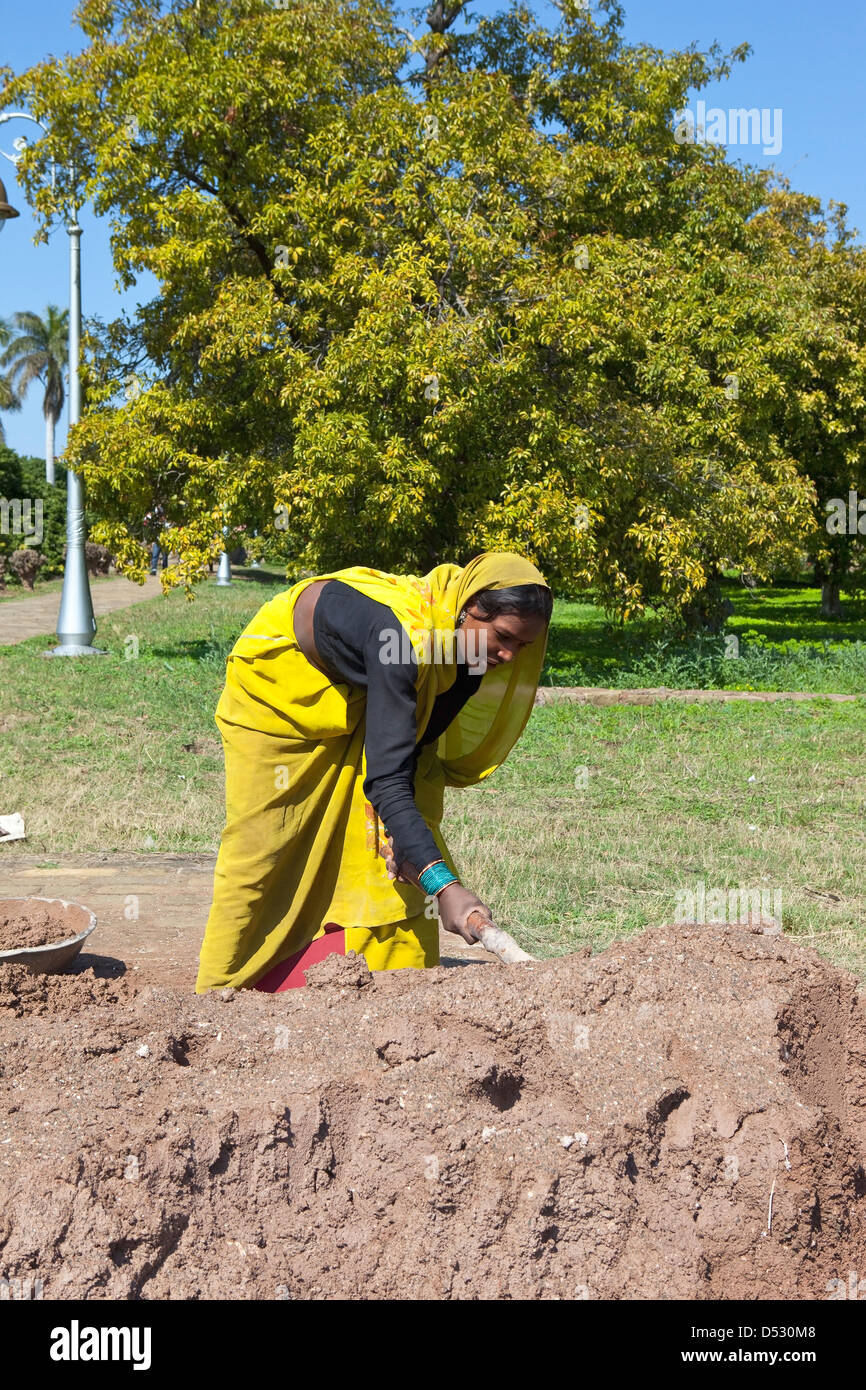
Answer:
[312,580,483,871]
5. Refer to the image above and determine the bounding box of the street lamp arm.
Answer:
[0,110,49,161]
[0,110,57,197]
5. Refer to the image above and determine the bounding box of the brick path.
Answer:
[0,851,492,988]
[534,685,860,706]
[0,574,164,646]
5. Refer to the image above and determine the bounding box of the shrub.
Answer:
[9,548,46,590]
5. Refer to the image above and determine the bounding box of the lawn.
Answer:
[0,570,286,854]
[1,570,864,978]
[545,581,866,692]
[453,697,866,979]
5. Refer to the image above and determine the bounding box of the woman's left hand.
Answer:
[379,836,421,888]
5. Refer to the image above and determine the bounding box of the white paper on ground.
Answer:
[0,813,26,843]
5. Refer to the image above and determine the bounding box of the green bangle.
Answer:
[419,861,459,896]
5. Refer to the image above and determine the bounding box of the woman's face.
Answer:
[458,603,547,670]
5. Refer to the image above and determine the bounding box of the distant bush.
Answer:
[0,447,68,581]
[9,547,46,590]
[62,540,114,577]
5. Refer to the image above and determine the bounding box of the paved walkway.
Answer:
[534,685,861,706]
[0,851,492,988]
[0,574,164,646]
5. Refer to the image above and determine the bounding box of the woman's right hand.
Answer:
[436,883,494,944]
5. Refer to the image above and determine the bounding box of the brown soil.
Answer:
[0,901,79,951]
[0,920,863,1300]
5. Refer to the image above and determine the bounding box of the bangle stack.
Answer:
[418,859,459,897]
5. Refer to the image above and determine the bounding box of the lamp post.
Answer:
[215,525,232,586]
[249,528,262,568]
[0,111,103,656]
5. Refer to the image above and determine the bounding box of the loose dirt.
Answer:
[0,919,863,1300]
[0,901,78,951]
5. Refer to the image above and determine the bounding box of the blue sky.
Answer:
[1,0,864,461]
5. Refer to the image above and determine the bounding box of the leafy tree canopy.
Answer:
[3,0,862,622]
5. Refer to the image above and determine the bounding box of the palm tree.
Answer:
[0,307,68,484]
[0,317,21,445]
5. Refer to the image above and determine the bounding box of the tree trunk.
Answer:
[821,579,844,619]
[680,572,734,634]
[45,414,55,487]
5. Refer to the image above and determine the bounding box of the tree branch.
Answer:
[173,160,290,305]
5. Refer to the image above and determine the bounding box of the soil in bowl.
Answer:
[0,901,79,951]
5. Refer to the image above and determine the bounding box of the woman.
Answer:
[196,551,551,992]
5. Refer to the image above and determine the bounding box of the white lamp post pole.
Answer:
[0,111,103,656]
[50,200,103,654]
[215,524,232,585]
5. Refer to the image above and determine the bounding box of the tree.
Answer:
[0,317,21,444]
[751,186,866,618]
[0,306,68,485]
[0,0,825,623]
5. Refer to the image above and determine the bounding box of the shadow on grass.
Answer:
[729,589,866,643]
[231,566,291,586]
[149,637,233,664]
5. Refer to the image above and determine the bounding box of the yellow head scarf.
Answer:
[309,551,550,787]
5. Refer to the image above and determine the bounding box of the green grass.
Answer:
[545,583,866,692]
[450,697,866,978]
[729,584,866,643]
[1,570,864,978]
[0,571,287,853]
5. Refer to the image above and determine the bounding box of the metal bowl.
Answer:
[0,897,97,974]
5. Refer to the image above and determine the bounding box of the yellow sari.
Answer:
[195,552,548,992]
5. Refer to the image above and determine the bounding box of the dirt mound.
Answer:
[0,921,864,1300]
